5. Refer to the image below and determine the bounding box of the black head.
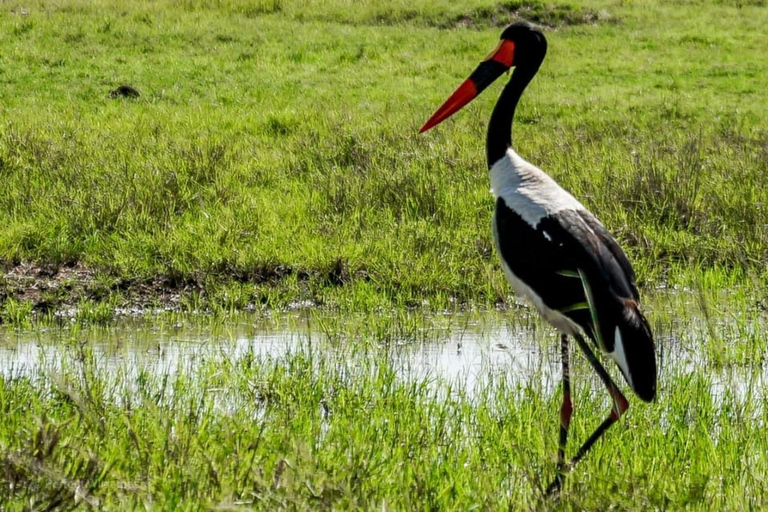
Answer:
[499,21,547,72]
[420,21,548,132]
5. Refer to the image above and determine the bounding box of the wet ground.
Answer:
[2,309,767,406]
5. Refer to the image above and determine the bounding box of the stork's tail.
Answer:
[578,271,657,402]
[607,300,657,402]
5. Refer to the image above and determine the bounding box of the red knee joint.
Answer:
[608,387,629,421]
[560,391,573,428]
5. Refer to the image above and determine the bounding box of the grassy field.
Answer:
[2,0,768,509]
[1,0,767,316]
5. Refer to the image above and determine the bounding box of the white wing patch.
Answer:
[610,326,633,387]
[489,149,585,228]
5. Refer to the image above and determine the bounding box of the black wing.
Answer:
[575,209,639,300]
[494,198,656,401]
[494,198,635,329]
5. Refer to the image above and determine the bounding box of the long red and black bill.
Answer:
[420,40,515,133]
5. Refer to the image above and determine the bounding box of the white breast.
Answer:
[489,149,585,228]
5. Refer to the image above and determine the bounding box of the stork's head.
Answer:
[420,21,547,133]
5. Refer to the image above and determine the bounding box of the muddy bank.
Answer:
[0,263,190,317]
[0,260,374,320]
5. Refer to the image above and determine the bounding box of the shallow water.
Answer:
[0,313,558,394]
[1,309,766,404]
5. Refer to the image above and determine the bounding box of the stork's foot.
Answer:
[544,459,574,497]
[544,472,565,497]
[543,333,630,499]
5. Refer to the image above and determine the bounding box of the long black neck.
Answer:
[485,66,537,168]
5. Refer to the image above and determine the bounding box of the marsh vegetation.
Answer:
[2,286,768,510]
[1,0,767,509]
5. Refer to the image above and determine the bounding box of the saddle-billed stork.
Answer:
[420,21,657,494]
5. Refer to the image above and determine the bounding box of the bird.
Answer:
[420,21,657,494]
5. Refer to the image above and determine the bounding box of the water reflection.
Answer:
[1,310,766,405]
[0,313,558,392]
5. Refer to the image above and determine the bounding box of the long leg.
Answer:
[545,332,629,496]
[552,334,573,491]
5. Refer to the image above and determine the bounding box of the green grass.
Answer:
[1,3,767,504]
[1,1,768,505]
[1,0,767,315]
[1,284,768,509]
